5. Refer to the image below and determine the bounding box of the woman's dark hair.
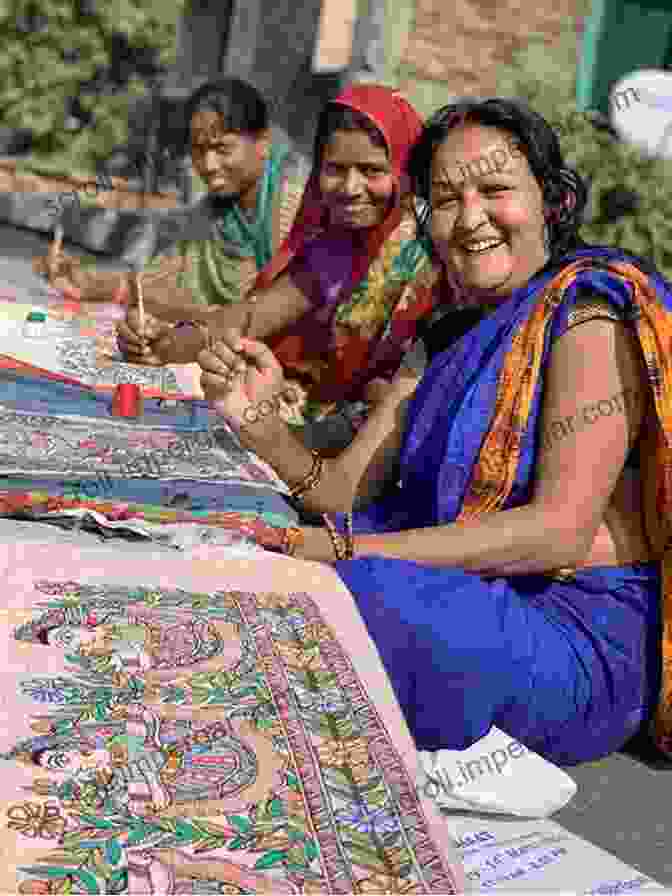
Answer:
[313,103,388,169]
[184,77,269,151]
[407,98,589,262]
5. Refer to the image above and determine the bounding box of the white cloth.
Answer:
[417,725,577,818]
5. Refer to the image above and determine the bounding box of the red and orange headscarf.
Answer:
[256,84,424,291]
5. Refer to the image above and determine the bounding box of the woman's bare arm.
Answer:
[210,270,313,341]
[134,270,313,365]
[297,318,648,571]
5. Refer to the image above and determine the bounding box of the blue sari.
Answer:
[332,247,667,765]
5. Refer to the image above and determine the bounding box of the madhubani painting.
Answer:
[0,549,463,895]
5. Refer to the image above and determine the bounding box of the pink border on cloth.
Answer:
[0,542,464,894]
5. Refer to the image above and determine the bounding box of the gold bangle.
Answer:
[322,513,347,561]
[344,512,354,560]
[290,451,324,500]
[282,526,304,557]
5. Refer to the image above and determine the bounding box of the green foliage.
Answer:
[495,20,672,280]
[0,0,180,177]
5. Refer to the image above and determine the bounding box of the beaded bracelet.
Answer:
[322,513,348,561]
[343,511,354,560]
[290,451,324,500]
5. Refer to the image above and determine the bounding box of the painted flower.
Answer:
[255,593,300,611]
[301,878,329,894]
[18,880,53,894]
[276,642,325,672]
[34,580,81,596]
[315,737,370,771]
[22,682,70,704]
[7,802,66,840]
[301,623,332,645]
[301,691,344,714]
[355,872,417,894]
[335,803,397,836]
[29,433,52,451]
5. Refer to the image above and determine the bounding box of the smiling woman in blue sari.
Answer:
[198,98,672,766]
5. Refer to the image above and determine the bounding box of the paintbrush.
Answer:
[233,300,255,378]
[131,264,145,342]
[47,213,65,279]
[121,219,158,349]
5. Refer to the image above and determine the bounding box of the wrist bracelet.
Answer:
[344,512,354,560]
[290,451,324,500]
[322,513,348,561]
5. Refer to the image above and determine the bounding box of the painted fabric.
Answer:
[0,295,199,398]
[329,247,672,761]
[0,544,464,894]
[255,85,437,422]
[0,369,298,542]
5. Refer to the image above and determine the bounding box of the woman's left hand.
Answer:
[199,337,286,427]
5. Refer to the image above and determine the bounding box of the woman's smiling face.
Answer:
[319,129,394,231]
[429,123,549,296]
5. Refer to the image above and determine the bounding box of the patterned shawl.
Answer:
[126,139,309,307]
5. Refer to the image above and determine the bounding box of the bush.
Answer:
[496,20,672,280]
[0,0,179,178]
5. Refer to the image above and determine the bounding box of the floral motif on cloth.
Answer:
[1,578,461,894]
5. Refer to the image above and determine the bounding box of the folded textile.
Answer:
[0,492,293,551]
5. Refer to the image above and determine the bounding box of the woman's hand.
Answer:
[33,249,83,300]
[116,309,182,366]
[198,337,287,427]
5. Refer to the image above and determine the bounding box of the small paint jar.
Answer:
[23,310,48,339]
[112,383,144,418]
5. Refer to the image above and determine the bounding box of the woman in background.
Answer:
[35,77,309,311]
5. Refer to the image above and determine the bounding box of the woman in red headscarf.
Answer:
[118,85,441,451]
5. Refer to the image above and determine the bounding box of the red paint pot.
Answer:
[112,383,143,418]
